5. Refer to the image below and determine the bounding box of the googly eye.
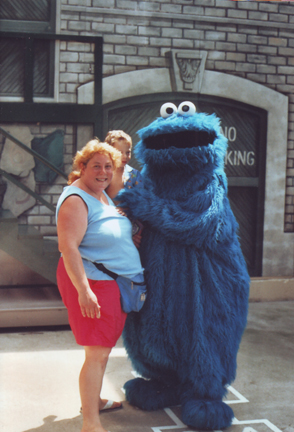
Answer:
[160,103,178,119]
[178,101,196,117]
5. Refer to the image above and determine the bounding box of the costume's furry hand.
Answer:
[117,184,237,248]
[116,187,151,218]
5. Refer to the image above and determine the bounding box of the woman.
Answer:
[104,130,143,202]
[105,130,144,247]
[56,139,144,432]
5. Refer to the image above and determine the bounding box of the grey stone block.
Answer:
[150,37,172,47]
[139,26,161,37]
[138,46,160,56]
[205,7,226,17]
[127,36,150,45]
[206,31,226,41]
[161,4,182,13]
[216,42,237,52]
[215,61,235,71]
[172,39,193,49]
[66,42,91,52]
[60,52,79,62]
[268,56,286,66]
[278,66,294,75]
[248,35,267,45]
[227,10,247,19]
[247,54,267,64]
[269,13,288,23]
[104,54,126,65]
[237,43,257,53]
[227,33,247,43]
[248,11,268,21]
[257,65,277,74]
[236,63,256,73]
[138,1,160,12]
[257,46,277,55]
[184,29,205,39]
[59,72,79,82]
[226,52,246,62]
[279,47,294,57]
[68,21,90,31]
[92,22,115,33]
[162,28,182,38]
[115,45,137,55]
[116,24,138,35]
[247,73,266,83]
[183,6,204,15]
[126,55,149,66]
[269,37,287,47]
[93,0,115,7]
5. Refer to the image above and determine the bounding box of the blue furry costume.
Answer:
[117,102,250,430]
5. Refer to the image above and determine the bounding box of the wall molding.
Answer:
[62,5,294,32]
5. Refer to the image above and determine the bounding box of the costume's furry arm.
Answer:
[117,183,238,248]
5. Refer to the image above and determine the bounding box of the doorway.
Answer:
[103,93,267,277]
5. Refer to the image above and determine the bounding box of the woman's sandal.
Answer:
[80,400,123,414]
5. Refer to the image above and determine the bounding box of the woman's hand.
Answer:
[78,288,101,319]
[132,232,142,248]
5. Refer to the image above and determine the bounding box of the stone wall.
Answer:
[59,40,95,103]
[2,0,294,239]
[58,0,294,231]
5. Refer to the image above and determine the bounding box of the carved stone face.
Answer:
[135,101,228,174]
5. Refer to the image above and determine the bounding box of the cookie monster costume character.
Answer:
[117,101,250,430]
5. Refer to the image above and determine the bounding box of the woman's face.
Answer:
[81,153,114,193]
[113,139,131,167]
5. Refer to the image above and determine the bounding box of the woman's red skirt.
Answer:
[57,257,127,347]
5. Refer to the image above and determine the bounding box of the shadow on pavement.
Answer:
[23,415,83,432]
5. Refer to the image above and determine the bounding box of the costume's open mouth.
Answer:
[145,130,216,150]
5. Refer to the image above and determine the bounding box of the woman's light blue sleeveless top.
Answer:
[56,185,144,281]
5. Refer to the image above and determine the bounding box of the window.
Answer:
[0,0,55,33]
[0,0,56,98]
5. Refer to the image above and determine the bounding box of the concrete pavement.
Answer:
[0,301,293,432]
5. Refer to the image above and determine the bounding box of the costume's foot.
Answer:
[80,400,122,414]
[124,378,179,410]
[181,399,234,430]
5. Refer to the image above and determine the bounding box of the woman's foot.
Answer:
[81,424,109,432]
[80,399,122,414]
[99,399,122,412]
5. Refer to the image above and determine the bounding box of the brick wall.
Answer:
[3,0,293,236]
[58,0,294,231]
[59,41,95,103]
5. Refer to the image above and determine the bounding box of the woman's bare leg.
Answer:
[80,345,111,432]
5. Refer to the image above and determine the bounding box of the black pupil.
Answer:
[166,107,174,114]
[182,105,189,112]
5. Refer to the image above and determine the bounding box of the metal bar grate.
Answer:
[0,0,50,22]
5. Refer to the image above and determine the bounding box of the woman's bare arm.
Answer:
[57,195,100,319]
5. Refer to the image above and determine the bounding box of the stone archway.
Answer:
[78,68,291,277]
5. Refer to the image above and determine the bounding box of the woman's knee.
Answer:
[84,345,112,366]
